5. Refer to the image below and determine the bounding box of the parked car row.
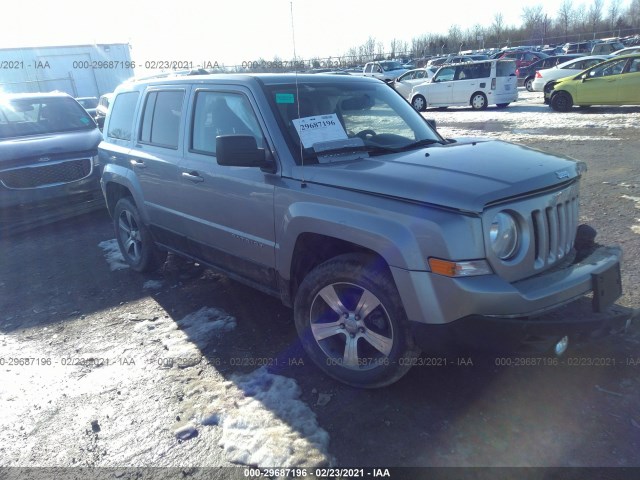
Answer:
[399,59,518,111]
[546,54,640,111]
[531,55,613,93]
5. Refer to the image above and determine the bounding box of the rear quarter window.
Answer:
[496,61,516,77]
[139,90,185,149]
[107,92,139,141]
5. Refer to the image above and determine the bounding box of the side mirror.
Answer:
[216,135,274,171]
[426,118,437,130]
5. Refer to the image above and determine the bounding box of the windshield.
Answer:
[263,79,442,164]
[0,96,96,138]
[77,98,98,109]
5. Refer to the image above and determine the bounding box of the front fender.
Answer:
[276,201,423,281]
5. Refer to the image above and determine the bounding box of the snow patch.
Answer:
[177,307,237,339]
[98,239,128,271]
[622,195,640,234]
[213,367,331,467]
[143,280,163,289]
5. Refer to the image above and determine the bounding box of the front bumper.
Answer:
[0,177,105,236]
[392,245,622,326]
[409,301,635,354]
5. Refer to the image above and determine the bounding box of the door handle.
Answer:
[182,171,204,183]
[130,159,146,168]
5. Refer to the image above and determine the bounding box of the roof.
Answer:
[122,73,383,88]
[0,91,73,100]
[0,43,131,53]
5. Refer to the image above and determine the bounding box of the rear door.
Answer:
[450,63,489,104]
[127,87,190,249]
[616,57,640,104]
[494,60,518,95]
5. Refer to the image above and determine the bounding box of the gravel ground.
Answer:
[1,89,639,477]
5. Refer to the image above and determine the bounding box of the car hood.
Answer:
[0,128,102,169]
[297,139,582,213]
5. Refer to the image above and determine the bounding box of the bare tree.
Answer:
[522,5,546,44]
[557,0,573,42]
[628,0,640,29]
[448,25,462,53]
[491,13,505,46]
[587,0,605,35]
[607,0,622,32]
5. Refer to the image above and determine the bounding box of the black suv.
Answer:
[516,54,582,91]
[0,92,104,233]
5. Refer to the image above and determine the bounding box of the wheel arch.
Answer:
[101,164,149,223]
[278,204,422,307]
[469,91,488,108]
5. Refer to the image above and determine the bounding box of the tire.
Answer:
[496,103,510,109]
[113,197,167,272]
[294,253,420,388]
[524,77,534,92]
[470,92,488,110]
[411,95,426,112]
[550,91,574,112]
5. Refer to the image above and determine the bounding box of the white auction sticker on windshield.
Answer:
[292,114,348,149]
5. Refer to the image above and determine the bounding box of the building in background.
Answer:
[0,43,134,97]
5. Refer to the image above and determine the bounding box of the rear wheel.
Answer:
[524,77,534,92]
[113,197,167,272]
[550,91,574,112]
[470,92,488,110]
[294,253,420,388]
[411,95,426,112]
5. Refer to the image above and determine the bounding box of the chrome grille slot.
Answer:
[0,159,92,189]
[532,194,578,269]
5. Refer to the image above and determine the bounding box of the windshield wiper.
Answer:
[390,138,443,152]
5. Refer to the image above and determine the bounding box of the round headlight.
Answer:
[490,212,519,260]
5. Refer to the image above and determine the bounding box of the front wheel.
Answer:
[411,95,426,112]
[470,92,488,110]
[294,253,420,388]
[550,91,574,112]
[113,197,167,272]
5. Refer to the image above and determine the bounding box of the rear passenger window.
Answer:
[139,90,184,149]
[107,92,139,141]
[463,62,491,79]
[191,91,264,156]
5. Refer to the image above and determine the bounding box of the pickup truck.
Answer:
[99,73,633,387]
[362,60,408,83]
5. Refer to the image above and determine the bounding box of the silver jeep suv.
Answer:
[99,74,631,387]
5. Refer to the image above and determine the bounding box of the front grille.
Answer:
[0,159,92,189]
[531,195,579,269]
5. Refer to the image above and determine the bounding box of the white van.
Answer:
[409,59,518,111]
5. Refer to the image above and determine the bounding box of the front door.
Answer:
[178,88,277,289]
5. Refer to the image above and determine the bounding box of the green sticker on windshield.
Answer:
[275,93,295,104]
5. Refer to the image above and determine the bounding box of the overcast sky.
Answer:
[1,0,632,67]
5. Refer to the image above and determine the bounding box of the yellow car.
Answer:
[548,54,640,111]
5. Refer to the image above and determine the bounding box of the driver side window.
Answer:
[589,59,626,78]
